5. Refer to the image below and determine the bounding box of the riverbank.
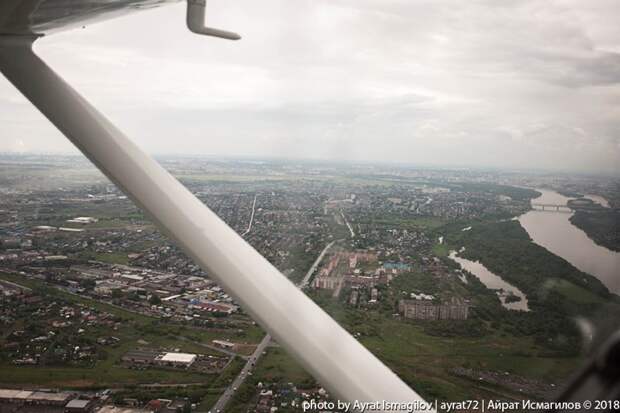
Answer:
[448,250,529,311]
[519,189,620,294]
[443,217,620,355]
[568,200,619,252]
[446,220,612,304]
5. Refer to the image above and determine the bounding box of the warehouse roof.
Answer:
[159,352,196,364]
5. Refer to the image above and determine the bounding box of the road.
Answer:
[209,333,272,413]
[299,240,336,288]
[0,278,32,291]
[340,210,355,237]
[209,240,336,412]
[241,194,257,237]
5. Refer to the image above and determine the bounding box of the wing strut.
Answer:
[0,35,429,412]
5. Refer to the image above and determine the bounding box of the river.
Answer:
[449,250,530,311]
[518,189,620,294]
[447,188,618,310]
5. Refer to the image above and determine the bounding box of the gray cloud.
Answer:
[0,0,619,174]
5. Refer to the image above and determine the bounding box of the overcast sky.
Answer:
[1,0,619,174]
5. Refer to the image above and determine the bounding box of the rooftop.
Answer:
[96,406,153,413]
[66,399,92,409]
[0,389,73,403]
[159,352,196,364]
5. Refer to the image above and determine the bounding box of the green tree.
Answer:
[148,295,161,305]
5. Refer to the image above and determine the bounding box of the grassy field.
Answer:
[306,290,581,401]
[2,357,211,388]
[92,252,131,265]
[432,242,449,257]
[229,302,581,403]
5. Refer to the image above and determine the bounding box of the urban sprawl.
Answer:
[1,154,619,413]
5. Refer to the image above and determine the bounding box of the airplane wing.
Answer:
[0,0,180,35]
[0,1,426,411]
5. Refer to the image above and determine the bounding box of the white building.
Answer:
[66,216,99,224]
[156,352,196,367]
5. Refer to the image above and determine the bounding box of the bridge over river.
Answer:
[531,203,572,212]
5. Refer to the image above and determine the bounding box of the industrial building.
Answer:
[121,350,197,369]
[0,389,75,413]
[156,352,197,368]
